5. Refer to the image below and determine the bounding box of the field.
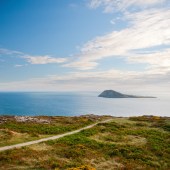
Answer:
[0,115,170,170]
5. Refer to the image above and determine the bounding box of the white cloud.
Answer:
[65,8,170,73]
[24,55,67,64]
[88,0,167,13]
[0,48,23,55]
[128,49,170,74]
[64,60,98,70]
[0,48,68,65]
[14,64,24,68]
[0,68,169,93]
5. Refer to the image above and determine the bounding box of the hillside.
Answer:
[0,115,169,170]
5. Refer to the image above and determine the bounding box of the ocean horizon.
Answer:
[0,92,170,117]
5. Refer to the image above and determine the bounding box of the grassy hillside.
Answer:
[0,115,169,170]
[0,115,109,147]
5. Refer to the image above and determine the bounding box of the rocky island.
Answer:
[98,90,156,98]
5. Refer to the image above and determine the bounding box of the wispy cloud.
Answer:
[0,47,68,65]
[14,64,24,68]
[64,60,98,70]
[0,68,169,93]
[65,8,170,74]
[88,0,167,13]
[128,49,170,74]
[24,55,67,64]
[0,48,23,55]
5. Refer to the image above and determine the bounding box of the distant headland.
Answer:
[98,90,156,98]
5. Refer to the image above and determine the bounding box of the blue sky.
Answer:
[0,0,170,94]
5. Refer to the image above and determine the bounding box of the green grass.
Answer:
[0,117,95,135]
[0,116,169,170]
[0,115,104,147]
[1,122,72,134]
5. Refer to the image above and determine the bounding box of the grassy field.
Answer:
[0,115,109,147]
[0,115,169,170]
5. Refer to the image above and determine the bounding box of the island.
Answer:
[98,90,156,98]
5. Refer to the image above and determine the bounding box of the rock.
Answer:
[14,116,50,124]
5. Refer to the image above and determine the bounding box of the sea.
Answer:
[0,92,170,117]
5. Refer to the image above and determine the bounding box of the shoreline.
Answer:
[1,114,170,125]
[1,114,170,117]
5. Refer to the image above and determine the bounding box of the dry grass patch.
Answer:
[0,129,50,147]
[90,132,147,146]
[0,129,12,141]
[123,135,147,146]
[110,118,136,125]
[0,165,32,170]
[28,143,52,151]
[66,165,96,170]
[86,158,124,170]
[90,132,112,143]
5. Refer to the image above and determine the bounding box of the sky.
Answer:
[0,0,170,95]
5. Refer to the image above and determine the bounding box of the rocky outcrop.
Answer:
[14,116,50,124]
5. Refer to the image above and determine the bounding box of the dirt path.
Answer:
[0,119,112,152]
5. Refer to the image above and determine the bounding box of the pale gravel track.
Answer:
[0,119,113,152]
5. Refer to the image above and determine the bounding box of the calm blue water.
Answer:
[0,92,169,117]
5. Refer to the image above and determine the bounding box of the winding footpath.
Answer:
[0,119,113,152]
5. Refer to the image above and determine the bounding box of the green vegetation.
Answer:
[0,115,169,170]
[129,115,170,132]
[0,115,106,147]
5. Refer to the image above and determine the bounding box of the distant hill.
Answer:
[98,90,156,98]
